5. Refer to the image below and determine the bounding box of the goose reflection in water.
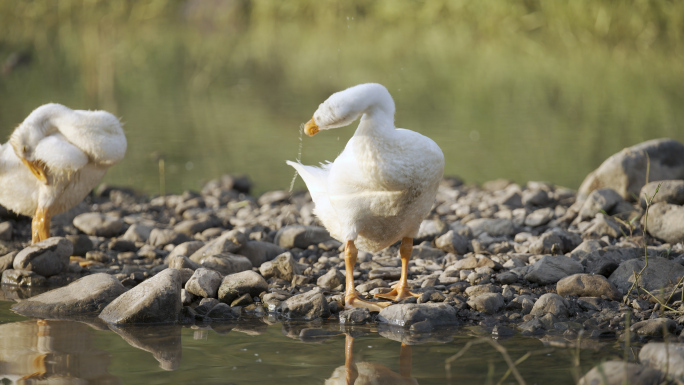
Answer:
[0,319,119,385]
[326,334,417,385]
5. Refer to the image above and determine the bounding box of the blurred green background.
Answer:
[1,0,683,195]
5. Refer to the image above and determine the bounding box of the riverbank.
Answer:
[2,139,684,383]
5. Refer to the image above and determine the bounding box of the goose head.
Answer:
[304,83,395,137]
[9,121,49,184]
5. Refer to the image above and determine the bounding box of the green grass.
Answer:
[1,0,683,194]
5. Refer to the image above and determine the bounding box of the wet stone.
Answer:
[12,273,126,317]
[206,303,238,321]
[577,361,665,385]
[278,288,330,320]
[639,342,684,379]
[630,318,677,338]
[99,268,182,324]
[1,269,47,287]
[13,237,73,277]
[377,303,458,328]
[218,270,268,305]
[339,308,372,325]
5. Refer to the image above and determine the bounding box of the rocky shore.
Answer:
[1,138,684,383]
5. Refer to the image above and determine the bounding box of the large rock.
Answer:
[259,252,301,281]
[199,253,252,276]
[639,342,684,379]
[640,180,684,208]
[217,270,268,305]
[278,288,330,320]
[530,293,569,317]
[13,237,73,277]
[556,273,621,300]
[11,274,126,318]
[577,361,665,385]
[377,303,458,328]
[184,268,222,298]
[524,255,584,285]
[578,138,684,202]
[73,212,124,237]
[274,225,333,249]
[99,268,182,324]
[645,203,684,244]
[609,257,684,294]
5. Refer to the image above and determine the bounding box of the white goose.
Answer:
[0,103,126,243]
[287,83,444,311]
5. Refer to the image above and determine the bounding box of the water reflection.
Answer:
[0,320,120,385]
[107,324,182,371]
[326,334,417,385]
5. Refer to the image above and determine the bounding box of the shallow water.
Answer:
[0,298,626,385]
[1,1,683,195]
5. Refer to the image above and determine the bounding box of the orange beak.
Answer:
[21,158,48,184]
[304,117,319,137]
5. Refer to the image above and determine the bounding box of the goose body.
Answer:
[287,83,444,310]
[0,103,126,242]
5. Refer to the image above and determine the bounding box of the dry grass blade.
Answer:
[445,338,527,385]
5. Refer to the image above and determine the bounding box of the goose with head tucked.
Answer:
[0,103,127,244]
[287,83,444,311]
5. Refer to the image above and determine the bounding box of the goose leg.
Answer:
[344,334,358,385]
[375,237,420,301]
[399,343,412,378]
[344,240,390,312]
[31,207,51,244]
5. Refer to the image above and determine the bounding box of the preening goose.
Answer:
[0,103,126,243]
[287,83,444,311]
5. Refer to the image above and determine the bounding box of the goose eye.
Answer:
[22,146,27,153]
